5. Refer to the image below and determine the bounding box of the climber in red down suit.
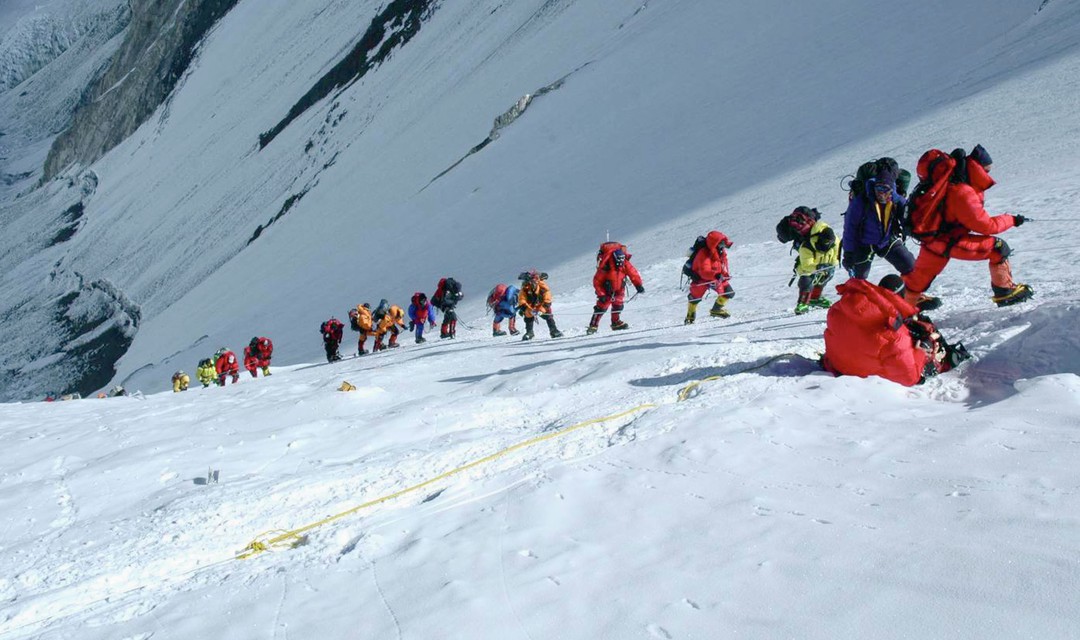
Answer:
[588,242,644,334]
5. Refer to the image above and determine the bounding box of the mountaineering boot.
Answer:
[611,320,629,330]
[587,311,601,335]
[544,315,563,338]
[902,288,940,311]
[508,317,519,335]
[684,301,699,325]
[795,289,812,315]
[522,317,535,341]
[988,260,1032,307]
[992,283,1034,307]
[493,329,507,337]
[415,336,426,344]
[709,299,730,319]
[522,331,535,341]
[914,294,941,311]
[945,341,972,368]
[808,286,831,309]
[509,328,520,336]
[262,367,272,376]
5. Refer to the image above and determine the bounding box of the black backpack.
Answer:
[681,236,708,279]
[847,157,909,198]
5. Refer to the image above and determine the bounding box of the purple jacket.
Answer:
[842,178,908,252]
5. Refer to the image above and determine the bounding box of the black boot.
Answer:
[544,314,563,339]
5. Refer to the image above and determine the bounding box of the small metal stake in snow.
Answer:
[207,467,220,484]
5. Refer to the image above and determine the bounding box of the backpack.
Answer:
[905,149,960,240]
[681,236,708,279]
[433,278,456,306]
[487,284,508,309]
[348,308,361,331]
[597,241,623,267]
[411,292,426,308]
[847,157,900,198]
[775,207,821,244]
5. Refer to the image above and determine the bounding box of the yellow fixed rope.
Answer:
[237,403,656,560]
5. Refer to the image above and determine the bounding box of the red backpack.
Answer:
[411,292,427,308]
[906,149,958,240]
[775,207,820,244]
[487,284,508,309]
[596,241,625,268]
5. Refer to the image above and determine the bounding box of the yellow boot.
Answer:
[684,301,699,325]
[710,297,730,319]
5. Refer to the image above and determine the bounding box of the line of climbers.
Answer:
[316,145,1036,388]
[172,337,274,392]
[321,278,465,362]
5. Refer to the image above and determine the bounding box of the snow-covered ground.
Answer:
[2,0,1080,637]
[1,236,1078,638]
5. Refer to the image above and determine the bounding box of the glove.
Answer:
[635,284,645,294]
[603,281,614,296]
[517,305,527,316]
[408,321,415,330]
[1013,214,1026,226]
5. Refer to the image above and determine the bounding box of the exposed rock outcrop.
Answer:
[43,0,241,179]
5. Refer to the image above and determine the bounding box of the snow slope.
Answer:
[1,0,1076,399]
[1,3,1079,635]
[0,218,1077,638]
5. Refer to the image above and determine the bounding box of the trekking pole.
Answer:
[1024,218,1080,222]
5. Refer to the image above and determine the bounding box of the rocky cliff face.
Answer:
[43,0,240,179]
[0,0,241,400]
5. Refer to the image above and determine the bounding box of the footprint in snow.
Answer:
[646,624,673,639]
[518,549,537,559]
